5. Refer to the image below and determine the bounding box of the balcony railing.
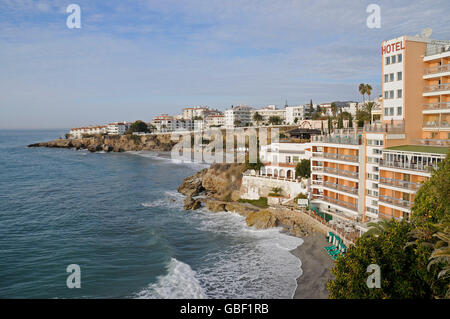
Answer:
[364,123,405,133]
[422,120,450,129]
[416,138,450,147]
[425,44,450,57]
[424,83,450,93]
[311,135,362,145]
[322,195,358,212]
[323,152,359,163]
[379,176,422,191]
[312,166,323,172]
[379,194,413,209]
[380,159,437,173]
[323,181,358,195]
[323,166,359,179]
[424,63,450,75]
[423,102,450,111]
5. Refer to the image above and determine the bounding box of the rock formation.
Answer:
[28,134,177,152]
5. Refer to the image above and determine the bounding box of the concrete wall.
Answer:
[240,175,309,200]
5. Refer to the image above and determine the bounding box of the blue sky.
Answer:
[1,0,449,129]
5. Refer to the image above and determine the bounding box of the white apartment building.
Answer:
[241,142,312,200]
[205,114,225,128]
[69,125,107,138]
[107,122,130,135]
[285,105,306,124]
[225,105,253,128]
[251,105,286,124]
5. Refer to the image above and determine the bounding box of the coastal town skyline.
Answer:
[1,0,450,129]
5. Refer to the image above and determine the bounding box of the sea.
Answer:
[0,129,303,299]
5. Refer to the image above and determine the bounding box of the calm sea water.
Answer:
[0,130,302,299]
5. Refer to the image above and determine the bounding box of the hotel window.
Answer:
[391,55,396,63]
[384,108,389,116]
[397,107,402,115]
[384,74,389,83]
[397,89,402,98]
[385,56,390,65]
[384,91,389,99]
[397,71,402,80]
[398,54,402,62]
[389,107,394,116]
[390,73,394,82]
[390,90,394,99]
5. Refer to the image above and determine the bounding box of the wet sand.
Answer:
[290,232,334,299]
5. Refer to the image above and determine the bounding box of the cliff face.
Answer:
[28,134,176,152]
[177,163,247,201]
[178,162,318,238]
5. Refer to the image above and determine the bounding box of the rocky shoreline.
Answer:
[178,162,334,298]
[27,134,176,153]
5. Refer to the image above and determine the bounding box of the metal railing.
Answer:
[379,176,422,191]
[379,194,413,209]
[311,135,362,145]
[323,152,359,163]
[323,166,359,179]
[416,138,450,147]
[422,120,450,128]
[364,123,405,133]
[424,63,450,75]
[425,44,450,57]
[380,159,437,173]
[322,195,358,212]
[424,83,450,93]
[423,102,450,110]
[324,181,358,195]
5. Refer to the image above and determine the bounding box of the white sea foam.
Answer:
[139,191,304,299]
[135,258,207,299]
[129,151,210,168]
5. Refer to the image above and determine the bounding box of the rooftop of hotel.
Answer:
[385,145,449,155]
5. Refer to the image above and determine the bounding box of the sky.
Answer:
[1,0,449,129]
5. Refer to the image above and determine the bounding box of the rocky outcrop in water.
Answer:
[183,196,202,210]
[28,134,177,152]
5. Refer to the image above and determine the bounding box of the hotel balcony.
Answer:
[423,83,450,96]
[323,181,358,196]
[379,194,413,210]
[380,159,437,173]
[379,176,422,191]
[322,195,358,212]
[311,166,323,172]
[323,166,359,179]
[364,123,405,133]
[423,102,450,113]
[422,120,450,130]
[311,134,362,146]
[416,138,450,147]
[425,44,450,58]
[424,64,450,78]
[322,152,359,163]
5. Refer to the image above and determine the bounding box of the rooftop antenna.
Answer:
[421,28,432,38]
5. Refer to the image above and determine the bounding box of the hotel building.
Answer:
[310,34,449,225]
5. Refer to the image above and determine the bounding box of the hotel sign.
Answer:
[381,40,405,55]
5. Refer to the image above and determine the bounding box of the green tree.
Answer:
[127,120,148,134]
[294,117,299,124]
[330,102,338,118]
[308,100,314,119]
[365,101,375,124]
[268,116,282,125]
[253,112,263,126]
[359,83,367,103]
[365,84,373,101]
[295,159,311,179]
[328,220,435,298]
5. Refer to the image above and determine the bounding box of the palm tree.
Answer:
[365,84,373,102]
[428,222,450,297]
[365,101,375,124]
[330,102,338,118]
[271,187,282,196]
[253,112,263,126]
[363,219,395,237]
[359,83,367,103]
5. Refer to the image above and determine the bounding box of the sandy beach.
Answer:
[291,232,334,299]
